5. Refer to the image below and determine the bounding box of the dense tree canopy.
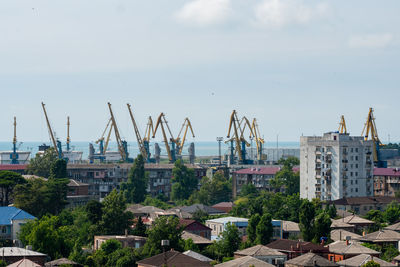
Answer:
[27,148,58,178]
[299,200,316,242]
[171,160,198,201]
[0,171,26,206]
[256,213,273,245]
[49,158,67,178]
[121,154,148,203]
[191,171,231,205]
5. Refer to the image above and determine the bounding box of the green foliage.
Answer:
[49,159,67,179]
[92,239,138,267]
[274,157,300,194]
[171,160,198,201]
[247,214,260,244]
[365,210,384,232]
[0,260,6,267]
[255,213,273,245]
[86,200,103,224]
[27,148,58,178]
[14,178,69,217]
[132,216,147,237]
[325,204,337,219]
[142,196,172,210]
[217,222,241,258]
[381,244,400,262]
[97,189,133,235]
[192,208,209,223]
[299,200,315,242]
[313,211,331,243]
[240,183,259,198]
[384,201,400,224]
[191,172,231,205]
[0,171,26,206]
[184,238,199,252]
[361,261,381,267]
[121,154,148,203]
[142,216,184,257]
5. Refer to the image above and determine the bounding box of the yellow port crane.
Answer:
[127,103,148,161]
[251,118,266,162]
[66,116,71,151]
[107,102,129,162]
[41,102,62,158]
[175,118,195,156]
[361,107,386,167]
[226,110,246,164]
[153,113,176,163]
[95,118,113,158]
[338,115,347,134]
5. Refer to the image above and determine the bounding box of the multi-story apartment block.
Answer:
[374,167,400,197]
[67,163,207,200]
[300,132,374,201]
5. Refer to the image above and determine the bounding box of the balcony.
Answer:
[316,151,322,155]
[315,165,322,170]
[342,151,348,155]
[315,158,322,163]
[342,160,348,163]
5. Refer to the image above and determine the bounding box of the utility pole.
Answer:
[217,137,223,166]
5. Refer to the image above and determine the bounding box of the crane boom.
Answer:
[251,118,265,162]
[144,116,154,142]
[361,107,383,165]
[153,113,174,162]
[226,110,243,162]
[107,102,127,161]
[176,118,195,155]
[41,102,60,157]
[67,116,71,151]
[338,115,347,134]
[127,103,147,159]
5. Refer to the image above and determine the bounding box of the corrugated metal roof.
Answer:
[0,207,36,225]
[0,164,27,171]
[0,247,46,257]
[374,167,400,177]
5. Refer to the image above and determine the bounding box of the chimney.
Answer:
[125,229,128,237]
[346,239,349,246]
[321,239,325,246]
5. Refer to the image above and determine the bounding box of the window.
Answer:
[351,180,353,185]
[351,148,353,153]
[355,156,358,160]
[351,172,353,177]
[356,180,358,185]
[355,148,359,152]
[351,188,353,192]
[1,227,6,233]
[356,164,358,168]
[355,188,358,192]
[355,172,358,177]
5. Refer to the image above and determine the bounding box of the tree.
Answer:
[121,154,148,203]
[218,222,241,258]
[142,216,183,257]
[86,200,103,224]
[299,200,315,242]
[313,211,331,243]
[381,244,400,262]
[325,204,337,219]
[247,214,260,244]
[384,201,400,224]
[13,178,69,217]
[49,159,67,179]
[275,157,300,195]
[361,261,381,267]
[192,172,231,205]
[0,171,26,206]
[256,213,273,245]
[27,148,58,178]
[132,216,146,237]
[171,160,198,201]
[98,189,132,235]
[92,239,138,267]
[239,183,258,198]
[365,210,384,232]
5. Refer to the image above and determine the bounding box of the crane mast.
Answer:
[127,103,148,160]
[41,102,62,158]
[176,118,195,155]
[226,110,243,164]
[107,102,128,162]
[10,117,19,164]
[251,118,265,162]
[66,116,71,151]
[153,113,175,163]
[338,115,347,134]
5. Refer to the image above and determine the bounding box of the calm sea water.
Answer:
[0,141,300,160]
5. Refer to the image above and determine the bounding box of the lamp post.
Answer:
[216,137,223,166]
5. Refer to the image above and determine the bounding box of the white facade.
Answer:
[300,132,374,201]
[0,151,30,164]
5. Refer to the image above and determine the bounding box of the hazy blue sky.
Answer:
[0,0,399,144]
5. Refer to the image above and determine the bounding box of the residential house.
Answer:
[337,254,395,267]
[328,197,400,215]
[392,255,400,266]
[94,235,147,250]
[284,253,337,267]
[0,207,36,246]
[374,168,400,197]
[66,179,91,208]
[282,221,301,239]
[266,240,329,260]
[179,219,212,239]
[331,215,374,232]
[234,245,287,265]
[330,220,356,232]
[7,259,41,267]
[216,256,275,267]
[330,229,362,242]
[206,217,248,240]
[44,258,82,266]
[136,250,211,267]
[181,204,226,216]
[212,202,234,213]
[357,229,400,249]
[0,247,47,266]
[327,241,380,262]
[385,222,400,232]
[181,231,213,248]
[182,250,213,263]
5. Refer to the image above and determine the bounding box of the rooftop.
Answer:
[0,164,27,171]
[0,247,46,257]
[8,259,41,267]
[183,250,213,262]
[266,239,328,253]
[374,167,400,177]
[330,229,362,242]
[358,229,400,242]
[235,245,286,257]
[337,254,395,267]
[328,241,380,255]
[285,252,337,267]
[0,207,36,225]
[182,231,213,245]
[182,204,225,215]
[331,215,374,225]
[215,255,275,267]
[234,167,299,175]
[385,222,400,231]
[331,197,400,206]
[206,216,248,224]
[282,220,300,232]
[137,250,211,267]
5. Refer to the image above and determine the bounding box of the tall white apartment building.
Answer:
[300,132,374,201]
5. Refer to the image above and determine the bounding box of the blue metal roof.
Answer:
[0,207,36,225]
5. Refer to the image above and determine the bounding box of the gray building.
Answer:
[300,132,374,201]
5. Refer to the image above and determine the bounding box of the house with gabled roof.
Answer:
[327,241,380,262]
[357,229,400,249]
[337,254,395,267]
[285,252,337,267]
[0,206,36,245]
[234,245,287,265]
[137,250,211,267]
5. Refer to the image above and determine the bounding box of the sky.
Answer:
[0,0,399,144]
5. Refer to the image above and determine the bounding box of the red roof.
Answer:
[0,164,28,171]
[179,219,212,231]
[374,168,400,177]
[235,167,299,175]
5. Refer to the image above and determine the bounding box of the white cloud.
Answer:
[349,33,394,48]
[176,0,233,26]
[253,0,328,28]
